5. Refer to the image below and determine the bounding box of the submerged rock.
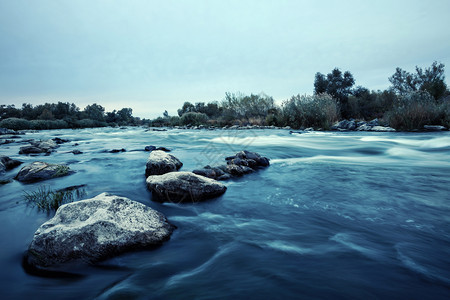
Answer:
[146,171,227,203]
[26,193,175,269]
[52,137,70,144]
[145,150,183,177]
[109,148,126,153]
[15,161,74,183]
[72,150,83,155]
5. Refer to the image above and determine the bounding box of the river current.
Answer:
[1,128,449,299]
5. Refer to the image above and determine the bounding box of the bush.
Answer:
[30,119,69,130]
[280,94,340,130]
[0,118,31,130]
[75,119,107,128]
[386,91,441,130]
[180,112,208,126]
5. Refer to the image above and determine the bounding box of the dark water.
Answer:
[1,128,450,299]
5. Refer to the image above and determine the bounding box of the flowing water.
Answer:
[0,128,449,299]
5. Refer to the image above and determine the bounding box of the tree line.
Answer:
[0,102,145,130]
[152,61,449,130]
[1,61,449,131]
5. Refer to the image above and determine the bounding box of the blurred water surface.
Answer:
[1,128,449,299]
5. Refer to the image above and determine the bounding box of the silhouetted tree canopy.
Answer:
[389,61,447,100]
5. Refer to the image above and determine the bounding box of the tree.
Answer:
[314,68,355,118]
[83,103,105,121]
[314,68,355,102]
[117,108,133,123]
[177,102,195,116]
[389,61,447,100]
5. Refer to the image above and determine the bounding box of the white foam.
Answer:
[361,136,450,149]
[330,233,382,260]
[165,242,236,287]
[264,240,313,255]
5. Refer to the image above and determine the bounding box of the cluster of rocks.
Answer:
[19,138,70,155]
[151,125,291,131]
[0,127,21,135]
[331,119,396,132]
[144,149,269,203]
[145,150,226,203]
[193,150,270,180]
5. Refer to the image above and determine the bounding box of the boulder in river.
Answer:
[145,150,183,177]
[15,161,74,183]
[0,155,22,172]
[25,193,175,269]
[146,171,227,202]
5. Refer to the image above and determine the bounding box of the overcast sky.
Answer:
[1,0,449,118]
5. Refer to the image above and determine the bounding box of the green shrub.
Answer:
[29,119,69,130]
[386,91,441,130]
[180,112,208,126]
[75,119,107,128]
[280,94,340,129]
[0,118,31,130]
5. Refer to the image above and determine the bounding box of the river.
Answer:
[1,127,449,299]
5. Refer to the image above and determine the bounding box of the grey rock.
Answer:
[367,118,379,126]
[72,150,83,155]
[0,139,15,145]
[109,148,126,153]
[192,168,217,179]
[356,124,372,131]
[15,161,74,182]
[144,145,156,151]
[331,120,357,131]
[26,193,174,268]
[370,126,396,132]
[145,150,182,177]
[0,155,22,172]
[0,128,17,135]
[155,146,171,152]
[19,139,59,155]
[146,171,227,203]
[52,137,70,144]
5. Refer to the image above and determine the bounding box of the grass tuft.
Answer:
[24,185,86,212]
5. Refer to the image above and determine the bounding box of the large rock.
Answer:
[145,150,183,177]
[15,161,74,182]
[26,193,174,268]
[0,155,22,172]
[146,171,227,203]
